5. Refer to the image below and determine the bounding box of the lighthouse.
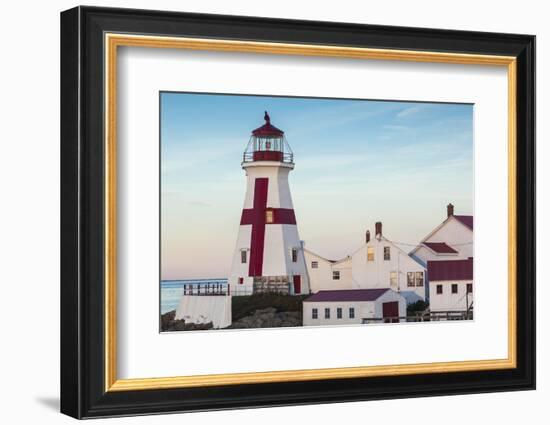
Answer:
[228,112,310,296]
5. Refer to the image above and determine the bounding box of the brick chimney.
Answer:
[447,203,454,218]
[375,221,382,239]
[365,230,371,243]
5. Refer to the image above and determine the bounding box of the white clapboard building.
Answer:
[304,222,427,303]
[427,258,473,315]
[410,203,473,266]
[409,203,474,310]
[303,288,407,326]
[228,112,309,296]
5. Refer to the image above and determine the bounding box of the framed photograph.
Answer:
[60,6,535,419]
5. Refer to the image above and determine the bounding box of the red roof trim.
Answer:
[252,123,284,137]
[252,112,284,137]
[423,242,458,254]
[427,258,473,281]
[454,215,473,230]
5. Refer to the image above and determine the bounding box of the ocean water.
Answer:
[160,279,228,314]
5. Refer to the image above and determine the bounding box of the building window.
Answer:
[311,261,318,269]
[265,209,274,223]
[452,284,458,294]
[367,246,374,261]
[337,308,342,319]
[436,284,443,294]
[291,248,298,263]
[312,308,318,319]
[407,272,415,287]
[415,271,424,287]
[390,271,398,288]
[349,308,355,319]
[325,308,330,319]
[240,250,247,264]
[332,270,340,280]
[467,283,473,293]
[238,277,244,285]
[384,246,391,261]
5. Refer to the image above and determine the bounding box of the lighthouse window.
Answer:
[415,271,424,287]
[367,247,374,261]
[240,250,247,264]
[311,261,319,269]
[332,271,340,280]
[384,247,391,260]
[265,209,274,223]
[312,308,318,319]
[291,248,298,263]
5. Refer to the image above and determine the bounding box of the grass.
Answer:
[232,293,308,321]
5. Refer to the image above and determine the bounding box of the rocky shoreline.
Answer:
[161,293,305,331]
[161,306,302,331]
[226,307,301,329]
[160,310,213,332]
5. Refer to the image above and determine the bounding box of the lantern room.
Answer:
[243,111,293,163]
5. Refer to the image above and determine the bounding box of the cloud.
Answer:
[396,105,426,118]
[161,137,244,174]
[286,101,405,135]
[187,201,213,207]
[297,152,369,170]
[383,124,409,131]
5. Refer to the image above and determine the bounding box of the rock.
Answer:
[162,305,303,331]
[160,310,213,332]
[227,307,302,329]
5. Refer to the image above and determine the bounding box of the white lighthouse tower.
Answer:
[228,112,310,296]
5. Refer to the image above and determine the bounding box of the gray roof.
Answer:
[304,288,390,302]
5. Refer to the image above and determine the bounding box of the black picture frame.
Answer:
[60,5,535,419]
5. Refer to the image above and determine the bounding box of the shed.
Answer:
[303,288,406,326]
[428,258,474,314]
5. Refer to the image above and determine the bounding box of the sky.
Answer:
[160,92,473,280]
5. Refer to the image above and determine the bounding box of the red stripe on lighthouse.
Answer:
[240,208,296,225]
[240,179,298,277]
[269,208,296,224]
[248,178,269,277]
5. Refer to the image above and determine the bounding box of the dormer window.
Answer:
[291,248,298,263]
[240,250,247,264]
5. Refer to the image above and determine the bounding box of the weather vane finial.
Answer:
[264,110,270,124]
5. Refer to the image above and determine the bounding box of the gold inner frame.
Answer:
[104,33,517,392]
